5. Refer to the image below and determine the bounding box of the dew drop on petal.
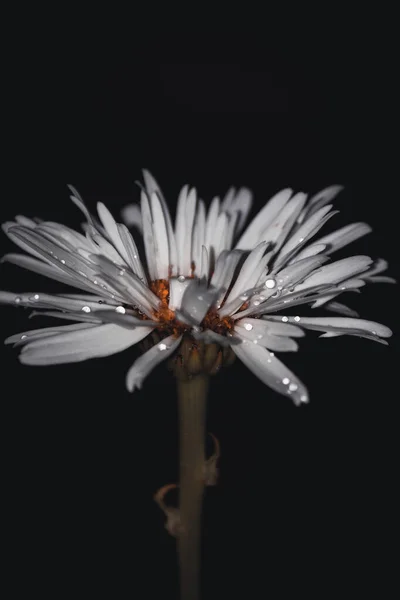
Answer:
[265,278,276,289]
[282,377,290,385]
[29,294,40,301]
[282,316,289,322]
[93,280,99,285]
[61,259,66,265]
[371,330,377,335]
[82,306,91,313]
[159,343,167,351]
[115,306,126,314]
[271,290,282,299]
[21,334,28,340]
[253,340,258,344]
[14,296,22,304]
[298,237,304,243]
[270,352,274,357]
[267,358,272,363]
[178,275,186,282]
[244,323,253,331]
[289,383,298,391]
[300,394,308,403]
[294,316,301,322]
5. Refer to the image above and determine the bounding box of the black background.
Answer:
[2,37,398,598]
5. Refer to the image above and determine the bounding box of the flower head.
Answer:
[0,172,394,404]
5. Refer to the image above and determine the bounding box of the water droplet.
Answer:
[198,295,203,301]
[294,316,301,322]
[240,294,249,301]
[98,300,104,304]
[61,259,66,265]
[298,237,304,243]
[300,394,308,403]
[341,286,346,290]
[257,334,263,339]
[14,296,22,304]
[259,295,265,301]
[82,306,91,313]
[282,377,290,385]
[93,280,98,285]
[277,286,283,292]
[253,300,260,306]
[265,278,276,289]
[253,340,258,344]
[29,294,40,301]
[271,290,282,299]
[115,306,126,314]
[289,383,298,391]
[267,358,272,363]
[282,316,289,322]
[21,334,27,340]
[119,269,125,276]
[159,343,167,351]
[244,323,253,331]
[178,275,186,282]
[371,330,377,335]
[269,352,274,357]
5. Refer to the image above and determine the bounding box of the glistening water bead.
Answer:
[265,279,276,289]
[82,306,91,313]
[159,343,167,351]
[115,306,126,314]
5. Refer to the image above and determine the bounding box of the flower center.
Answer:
[149,278,235,337]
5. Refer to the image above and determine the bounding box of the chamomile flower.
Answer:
[0,172,393,404]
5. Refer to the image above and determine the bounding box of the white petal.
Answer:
[120,203,143,232]
[168,277,192,310]
[366,276,396,284]
[150,192,170,279]
[287,243,327,264]
[259,192,307,250]
[300,185,344,221]
[126,334,182,392]
[192,199,206,276]
[234,329,299,352]
[211,250,243,307]
[179,280,219,325]
[5,322,98,346]
[97,202,130,265]
[314,222,372,254]
[200,246,210,280]
[1,253,98,294]
[230,188,253,233]
[324,301,359,317]
[295,256,372,291]
[239,317,304,337]
[224,242,268,304]
[140,191,157,280]
[204,196,220,250]
[273,256,329,290]
[236,188,293,250]
[15,215,37,228]
[68,185,97,230]
[267,316,392,341]
[117,224,147,283]
[233,340,309,405]
[275,205,335,265]
[19,323,153,365]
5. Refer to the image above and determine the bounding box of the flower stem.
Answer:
[177,374,208,600]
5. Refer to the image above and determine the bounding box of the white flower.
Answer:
[0,172,394,404]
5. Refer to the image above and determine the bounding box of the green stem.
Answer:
[177,374,208,600]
